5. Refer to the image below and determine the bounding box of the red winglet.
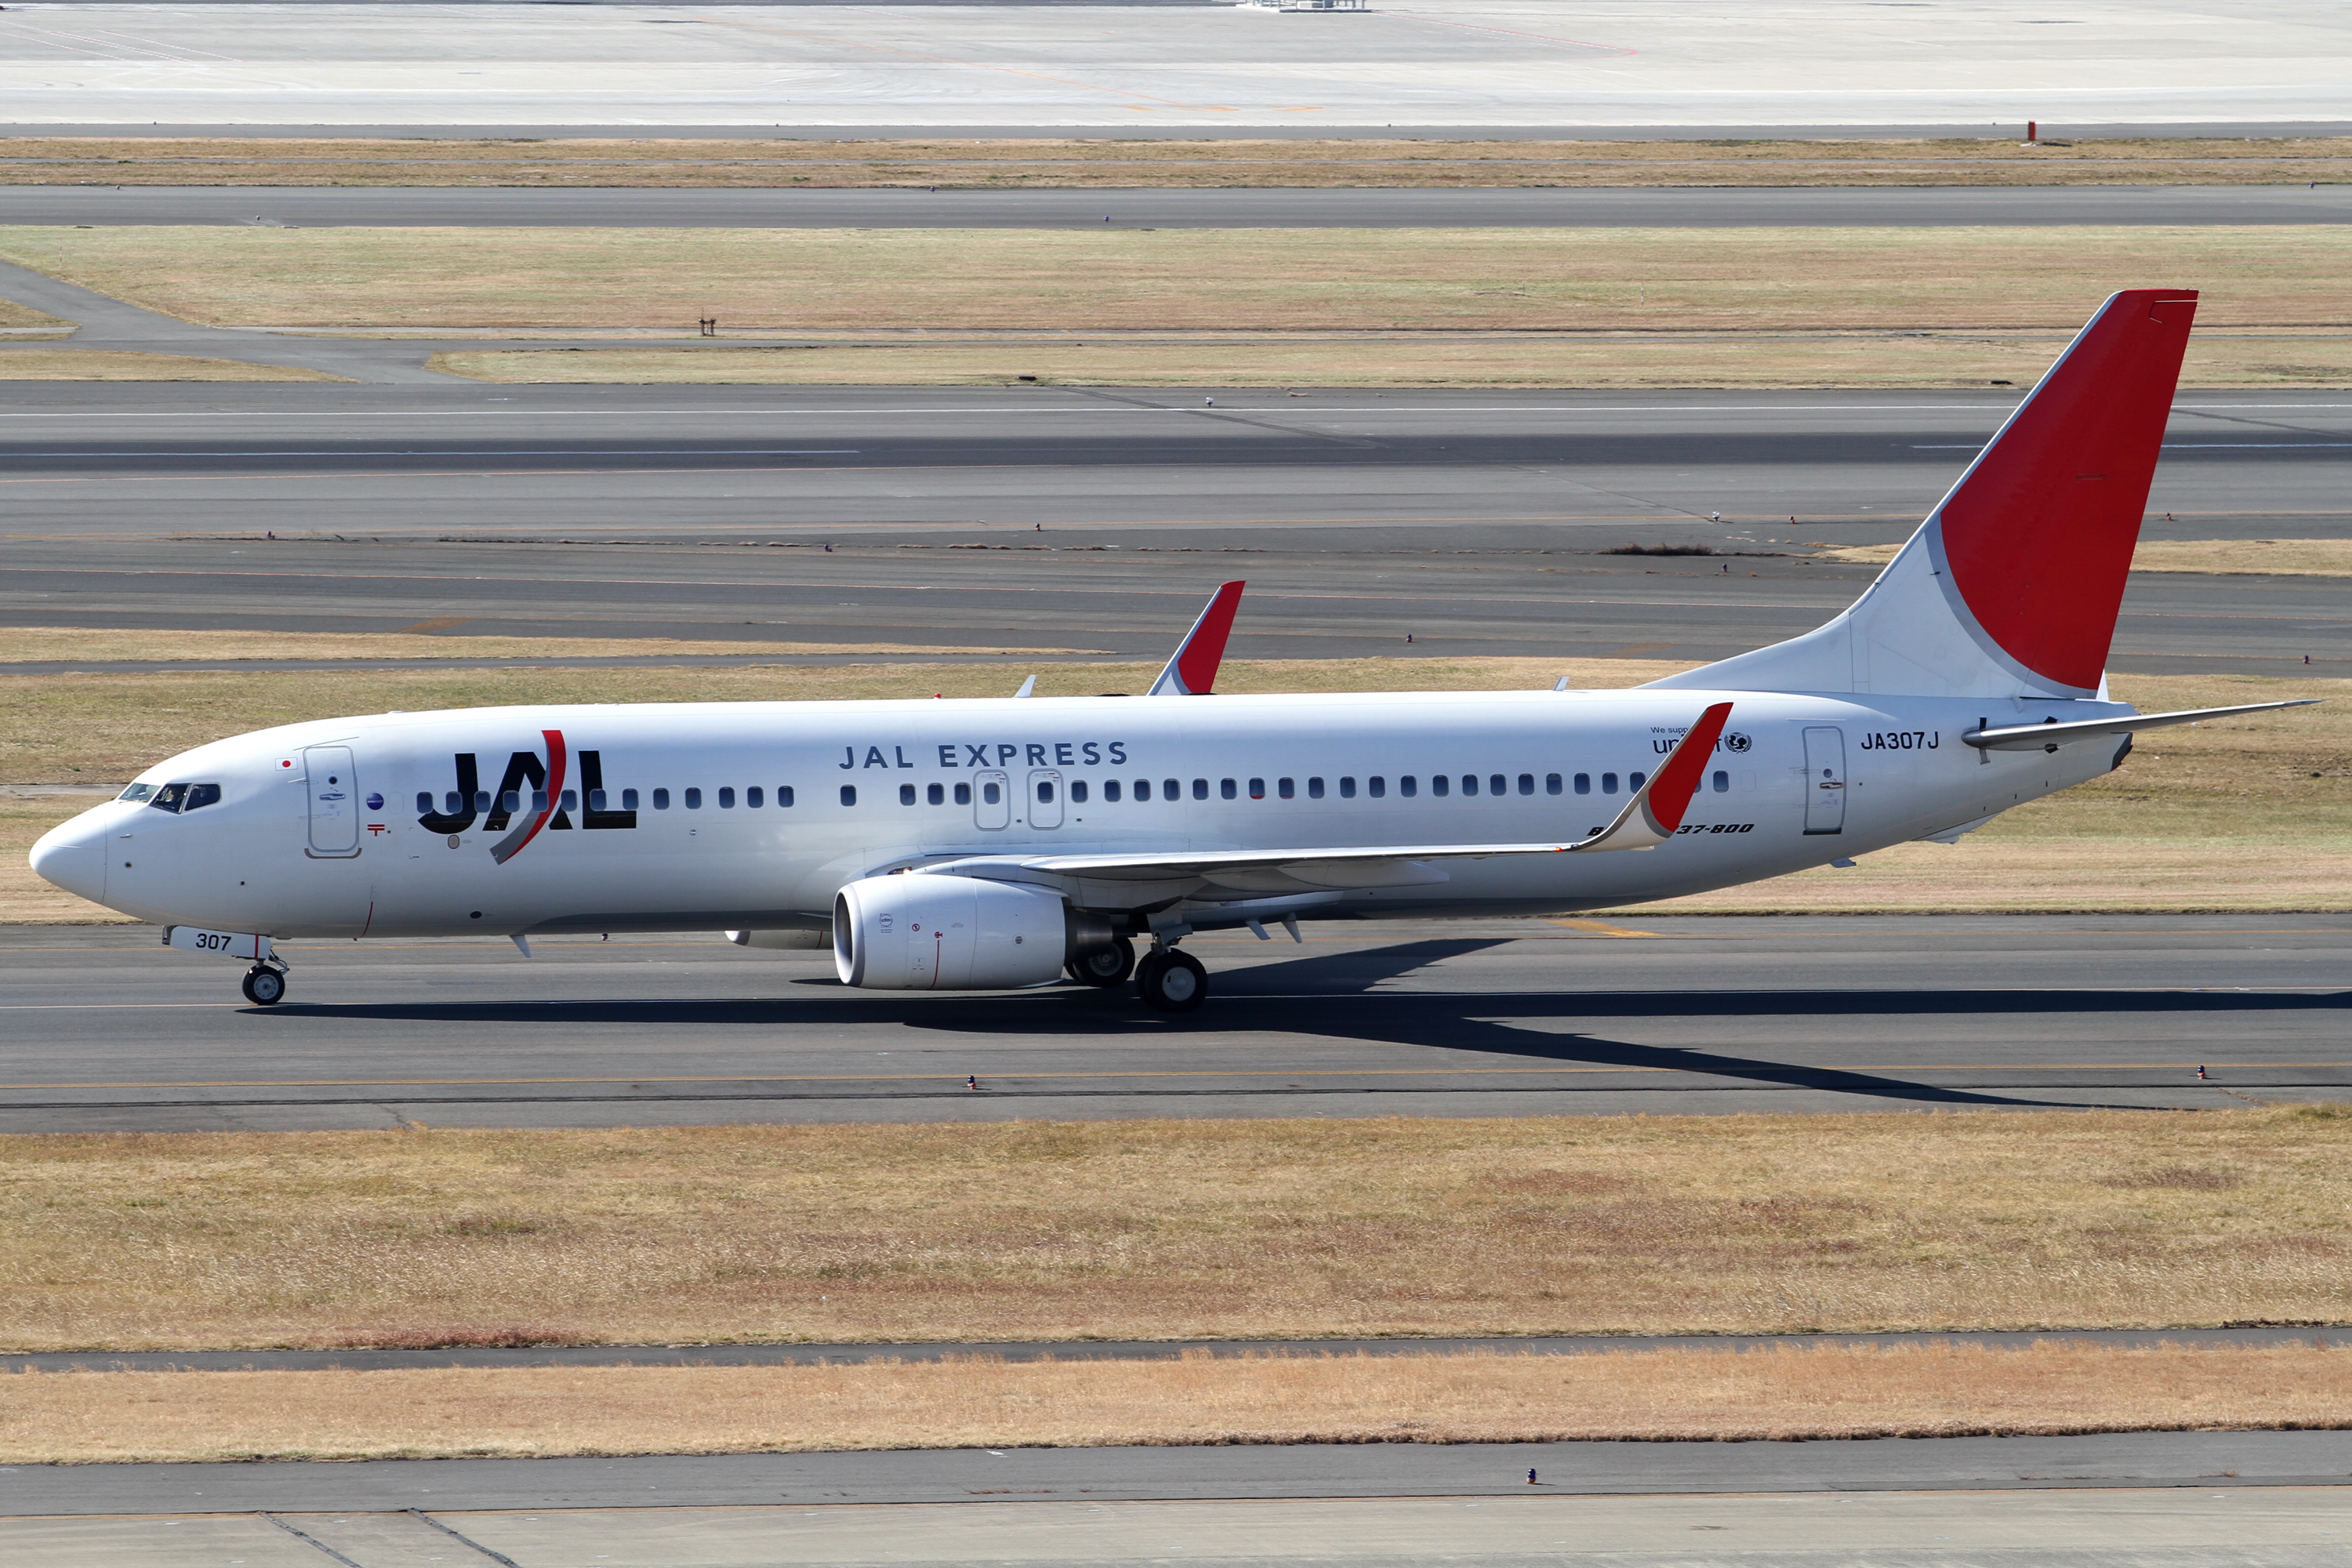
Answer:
[1641,702,1733,836]
[1148,581,1245,695]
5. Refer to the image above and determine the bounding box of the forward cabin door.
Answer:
[304,745,361,856]
[1802,727,1846,835]
[973,770,1011,830]
[1028,769,1063,829]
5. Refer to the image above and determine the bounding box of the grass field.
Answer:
[5,134,2347,189]
[8,1340,2350,1463]
[0,627,1095,663]
[0,350,342,382]
[2,1108,2346,1353]
[1,658,2339,920]
[431,331,2352,390]
[1825,539,2352,577]
[0,227,2340,336]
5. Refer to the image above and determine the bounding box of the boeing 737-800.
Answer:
[28,289,2314,1011]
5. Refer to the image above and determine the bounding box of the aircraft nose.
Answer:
[29,815,106,903]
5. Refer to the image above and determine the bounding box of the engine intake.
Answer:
[833,873,1069,991]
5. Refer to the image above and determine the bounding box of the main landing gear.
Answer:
[241,964,287,1007]
[1134,946,1207,1014]
[1068,935,1137,989]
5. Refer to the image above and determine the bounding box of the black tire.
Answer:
[1069,936,1136,989]
[1137,948,1207,1014]
[241,967,285,1007]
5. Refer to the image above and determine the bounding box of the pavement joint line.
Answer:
[0,401,2314,419]
[5,1062,2350,1092]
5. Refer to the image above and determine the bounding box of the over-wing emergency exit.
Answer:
[30,289,2316,1011]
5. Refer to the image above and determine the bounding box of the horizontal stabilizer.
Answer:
[1965,699,2318,751]
[1148,580,1246,696]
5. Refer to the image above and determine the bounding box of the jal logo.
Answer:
[413,731,637,863]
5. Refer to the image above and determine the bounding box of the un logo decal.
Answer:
[1723,732,1753,753]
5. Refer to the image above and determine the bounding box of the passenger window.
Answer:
[1400,776,1418,798]
[474,791,493,813]
[1247,779,1263,800]
[1193,779,1210,800]
[1368,776,1385,798]
[444,790,464,814]
[1601,773,1618,795]
[1037,781,1055,803]
[623,788,641,811]
[927,782,945,805]
[1631,771,1647,790]
[1712,770,1730,793]
[1105,779,1122,802]
[1545,774,1562,795]
[559,789,577,812]
[528,790,546,813]
[502,791,522,814]
[183,783,221,812]
[1307,777,1323,799]
[1432,775,1450,797]
[901,783,917,805]
[840,786,858,807]
[747,786,764,808]
[718,787,735,809]
[1339,777,1356,799]
[652,789,670,810]
[1573,774,1590,795]
[983,781,1001,804]
[1072,780,1089,804]
[1492,775,1508,797]
[1165,779,1180,800]
[684,788,702,810]
[588,789,607,811]
[1518,774,1534,796]
[416,792,433,813]
[779,786,794,808]
[954,782,971,805]
[1279,778,1294,799]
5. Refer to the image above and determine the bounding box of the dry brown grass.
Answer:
[9,1340,2352,1464]
[2,1109,2348,1353]
[432,331,2352,390]
[1824,539,2352,577]
[6,134,2349,189]
[1,227,2341,336]
[0,350,344,382]
[0,626,1095,664]
[0,659,2338,918]
[0,296,71,332]
[0,792,124,924]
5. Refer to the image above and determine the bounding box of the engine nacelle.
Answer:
[833,874,1069,991]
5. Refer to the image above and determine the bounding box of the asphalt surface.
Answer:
[0,916,2340,1132]
[15,119,2352,140]
[8,1325,2342,1377]
[6,1431,2350,1515]
[1,386,2343,680]
[12,183,2352,229]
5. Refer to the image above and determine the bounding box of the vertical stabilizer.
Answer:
[1148,580,1246,695]
[1649,289,2198,699]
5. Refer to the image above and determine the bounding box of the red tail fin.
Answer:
[1938,289,2197,692]
[1148,581,1245,696]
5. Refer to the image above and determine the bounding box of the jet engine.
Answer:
[833,873,1071,991]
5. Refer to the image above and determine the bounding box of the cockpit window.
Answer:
[144,782,221,815]
[118,782,157,803]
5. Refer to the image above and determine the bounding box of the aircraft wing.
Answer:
[1963,699,2318,751]
[928,702,1734,893]
[1146,580,1246,695]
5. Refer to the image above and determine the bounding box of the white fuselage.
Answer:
[39,686,2125,941]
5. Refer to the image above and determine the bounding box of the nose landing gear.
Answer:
[1134,946,1207,1013]
[241,964,287,1007]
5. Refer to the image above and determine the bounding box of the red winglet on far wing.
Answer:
[1148,580,1245,695]
[1570,702,1733,854]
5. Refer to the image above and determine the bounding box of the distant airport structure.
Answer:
[0,0,2343,133]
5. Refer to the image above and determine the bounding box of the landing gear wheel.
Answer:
[1069,936,1136,989]
[241,966,285,1007]
[1136,948,1207,1014]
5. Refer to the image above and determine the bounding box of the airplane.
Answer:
[29,288,2317,1012]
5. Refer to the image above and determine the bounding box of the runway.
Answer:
[0,916,2341,1132]
[1,387,2343,680]
[13,184,2352,228]
[1,0,2343,130]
